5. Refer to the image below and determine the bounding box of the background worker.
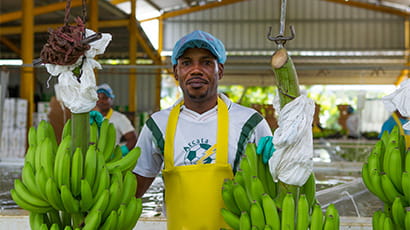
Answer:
[132,30,274,229]
[95,83,137,155]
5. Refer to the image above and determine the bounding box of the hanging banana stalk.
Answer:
[267,0,306,203]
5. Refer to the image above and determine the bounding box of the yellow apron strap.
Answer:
[164,97,229,168]
[216,97,229,164]
[164,101,183,170]
[105,108,114,119]
[392,112,410,149]
[392,112,405,136]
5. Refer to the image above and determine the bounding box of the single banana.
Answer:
[405,209,410,230]
[90,189,110,214]
[71,147,84,197]
[122,196,143,230]
[239,211,251,230]
[10,188,52,213]
[36,120,48,145]
[378,211,386,230]
[109,145,123,163]
[35,167,49,200]
[383,140,399,176]
[296,194,309,230]
[45,177,65,211]
[61,119,72,139]
[105,147,141,172]
[89,121,99,145]
[92,152,106,194]
[361,163,378,197]
[383,216,394,230]
[50,223,60,230]
[372,209,382,230]
[250,200,265,230]
[387,147,403,193]
[40,223,48,230]
[222,186,242,216]
[84,144,98,189]
[369,169,390,203]
[233,182,251,212]
[29,212,45,229]
[116,204,128,229]
[261,193,280,230]
[310,203,323,230]
[264,163,277,199]
[58,151,72,189]
[300,173,316,210]
[54,135,72,187]
[60,185,80,214]
[80,179,94,212]
[256,153,268,193]
[120,171,138,205]
[24,145,36,170]
[325,204,339,229]
[83,209,102,230]
[110,168,124,195]
[402,171,410,204]
[234,169,246,189]
[103,181,122,219]
[21,162,43,198]
[40,137,55,179]
[102,123,116,162]
[245,144,258,177]
[405,149,410,172]
[93,166,110,202]
[323,214,336,230]
[34,139,44,174]
[97,119,110,154]
[391,196,405,228]
[281,192,295,230]
[221,208,240,230]
[28,126,37,147]
[45,121,58,153]
[250,176,265,205]
[239,155,253,200]
[100,210,118,230]
[381,173,403,204]
[367,153,381,173]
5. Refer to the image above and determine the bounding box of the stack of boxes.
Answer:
[0,98,28,159]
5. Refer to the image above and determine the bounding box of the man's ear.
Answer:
[218,63,224,80]
[173,65,178,80]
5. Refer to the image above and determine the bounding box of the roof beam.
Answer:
[0,36,21,56]
[141,0,249,22]
[323,0,409,17]
[0,0,84,24]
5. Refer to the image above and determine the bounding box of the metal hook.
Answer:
[267,25,295,47]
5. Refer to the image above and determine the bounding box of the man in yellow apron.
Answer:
[132,30,273,229]
[379,110,410,147]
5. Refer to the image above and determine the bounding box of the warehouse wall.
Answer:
[162,0,405,53]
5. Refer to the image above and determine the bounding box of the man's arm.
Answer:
[123,131,138,150]
[134,173,156,198]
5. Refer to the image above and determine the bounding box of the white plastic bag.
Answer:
[45,29,112,114]
[269,94,315,186]
[382,79,410,130]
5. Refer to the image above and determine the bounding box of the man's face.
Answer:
[173,48,224,103]
[96,92,113,112]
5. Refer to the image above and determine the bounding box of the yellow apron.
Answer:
[392,112,410,149]
[163,97,234,230]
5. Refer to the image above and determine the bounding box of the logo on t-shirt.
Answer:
[183,139,216,165]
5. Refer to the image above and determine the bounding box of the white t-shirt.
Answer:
[133,94,273,178]
[109,110,135,144]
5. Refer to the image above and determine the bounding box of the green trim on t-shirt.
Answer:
[146,117,165,155]
[233,112,264,173]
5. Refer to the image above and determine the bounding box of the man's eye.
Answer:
[203,60,212,65]
[182,61,191,66]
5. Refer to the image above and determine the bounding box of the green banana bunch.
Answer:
[221,143,339,230]
[11,119,142,230]
[362,124,410,229]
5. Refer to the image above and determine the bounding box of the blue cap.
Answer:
[171,30,226,65]
[97,83,115,98]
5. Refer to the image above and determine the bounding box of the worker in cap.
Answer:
[94,83,137,155]
[133,30,274,229]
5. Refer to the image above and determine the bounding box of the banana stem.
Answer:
[271,47,302,203]
[71,112,89,157]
